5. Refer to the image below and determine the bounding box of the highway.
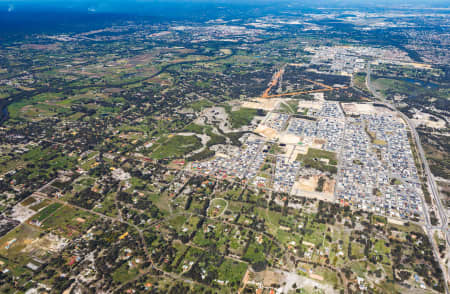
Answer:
[366,64,449,293]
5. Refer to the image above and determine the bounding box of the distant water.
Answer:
[0,11,133,38]
[400,77,439,88]
[0,100,10,124]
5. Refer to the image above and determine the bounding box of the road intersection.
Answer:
[367,64,449,293]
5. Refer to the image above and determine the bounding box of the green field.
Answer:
[227,107,260,128]
[21,197,37,207]
[242,242,266,266]
[150,135,202,159]
[32,203,63,222]
[112,262,140,284]
[183,123,206,134]
[189,99,213,111]
[279,100,299,114]
[40,205,97,238]
[373,78,420,95]
[0,224,41,261]
[208,198,228,218]
[29,199,51,212]
[353,72,370,93]
[217,259,248,288]
[182,123,226,147]
[296,148,338,174]
[93,192,119,218]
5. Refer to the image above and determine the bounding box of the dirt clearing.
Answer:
[254,125,278,140]
[242,98,281,111]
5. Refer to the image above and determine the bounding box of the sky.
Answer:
[1,0,449,13]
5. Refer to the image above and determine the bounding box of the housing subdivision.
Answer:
[273,157,301,193]
[336,114,423,219]
[189,100,424,221]
[191,137,267,182]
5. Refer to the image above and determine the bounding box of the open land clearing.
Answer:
[10,204,36,223]
[249,268,337,294]
[263,85,349,98]
[254,125,278,140]
[295,176,319,192]
[298,99,324,110]
[341,102,379,115]
[284,145,309,162]
[341,102,398,116]
[411,110,447,129]
[293,175,334,194]
[292,175,335,202]
[262,67,285,98]
[21,233,68,258]
[241,98,282,111]
[278,133,302,145]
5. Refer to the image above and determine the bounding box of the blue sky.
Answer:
[1,0,449,12]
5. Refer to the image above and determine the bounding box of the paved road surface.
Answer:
[366,64,449,293]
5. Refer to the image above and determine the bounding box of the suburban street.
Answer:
[367,64,450,292]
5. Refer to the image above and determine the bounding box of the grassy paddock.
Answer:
[151,135,202,159]
[296,148,338,174]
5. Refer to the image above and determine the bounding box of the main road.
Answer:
[366,64,449,293]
